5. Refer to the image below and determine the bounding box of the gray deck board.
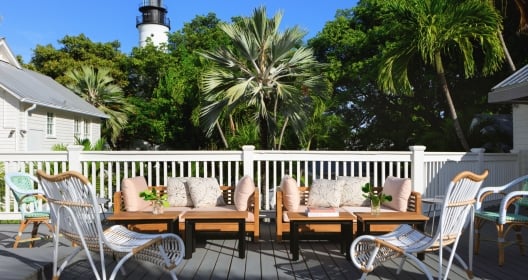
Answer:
[1,218,528,280]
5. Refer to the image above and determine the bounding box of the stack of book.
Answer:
[305,206,339,217]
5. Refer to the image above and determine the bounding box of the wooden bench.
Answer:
[275,186,422,241]
[113,185,260,241]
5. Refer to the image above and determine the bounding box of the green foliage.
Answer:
[361,183,392,204]
[139,188,169,207]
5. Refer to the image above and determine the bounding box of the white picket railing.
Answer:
[0,145,520,219]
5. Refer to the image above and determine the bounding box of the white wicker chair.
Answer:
[350,170,489,280]
[5,172,54,248]
[36,170,185,280]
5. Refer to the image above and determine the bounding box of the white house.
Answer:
[488,63,528,173]
[0,38,107,151]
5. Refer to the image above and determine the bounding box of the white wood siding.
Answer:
[513,104,528,151]
[0,90,19,151]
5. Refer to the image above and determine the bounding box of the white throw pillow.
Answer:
[234,175,256,211]
[382,176,412,211]
[307,179,345,208]
[187,177,226,208]
[280,175,300,211]
[167,177,193,207]
[338,176,370,206]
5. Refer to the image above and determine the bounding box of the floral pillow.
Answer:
[167,177,193,207]
[280,175,300,211]
[234,175,256,211]
[307,179,345,208]
[187,177,226,208]
[338,176,370,206]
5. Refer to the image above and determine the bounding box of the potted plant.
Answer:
[362,183,392,215]
[139,188,168,214]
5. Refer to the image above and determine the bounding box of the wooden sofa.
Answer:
[275,186,422,241]
[113,185,260,241]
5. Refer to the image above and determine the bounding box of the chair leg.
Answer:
[473,218,484,254]
[13,220,30,248]
[496,224,505,266]
[513,225,525,256]
[30,221,41,248]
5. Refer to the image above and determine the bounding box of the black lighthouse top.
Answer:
[136,0,171,29]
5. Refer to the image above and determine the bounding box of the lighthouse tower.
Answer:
[136,0,170,47]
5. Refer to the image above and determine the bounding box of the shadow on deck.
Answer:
[1,217,527,280]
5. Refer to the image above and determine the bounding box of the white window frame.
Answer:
[46,112,55,137]
[83,118,91,140]
[74,118,81,140]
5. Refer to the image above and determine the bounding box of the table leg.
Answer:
[357,220,364,236]
[417,221,426,260]
[184,220,193,259]
[291,221,299,261]
[238,220,245,258]
[342,222,353,261]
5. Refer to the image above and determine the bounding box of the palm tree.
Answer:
[198,6,325,149]
[378,0,505,151]
[65,66,136,146]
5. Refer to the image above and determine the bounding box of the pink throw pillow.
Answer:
[122,176,151,211]
[381,176,412,212]
[280,175,300,211]
[234,175,256,211]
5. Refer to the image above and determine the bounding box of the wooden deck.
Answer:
[1,218,527,280]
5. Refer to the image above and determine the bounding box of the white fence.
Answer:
[0,145,520,220]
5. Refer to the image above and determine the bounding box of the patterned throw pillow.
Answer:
[338,176,370,206]
[307,179,345,208]
[280,175,300,211]
[234,175,256,211]
[187,177,226,208]
[382,176,412,211]
[167,177,193,207]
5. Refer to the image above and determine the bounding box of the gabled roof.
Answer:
[488,64,528,104]
[0,38,107,119]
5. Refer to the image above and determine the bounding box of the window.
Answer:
[83,119,91,140]
[46,113,55,137]
[74,118,81,139]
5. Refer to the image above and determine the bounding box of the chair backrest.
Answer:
[5,172,44,214]
[435,170,489,242]
[36,170,105,250]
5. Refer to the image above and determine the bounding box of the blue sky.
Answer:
[0,0,358,62]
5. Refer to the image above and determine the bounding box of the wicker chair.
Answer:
[474,174,528,266]
[36,170,185,280]
[350,170,489,280]
[5,172,54,248]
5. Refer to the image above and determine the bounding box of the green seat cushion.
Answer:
[476,211,528,223]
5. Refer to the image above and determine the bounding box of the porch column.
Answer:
[409,145,426,195]
[67,145,84,172]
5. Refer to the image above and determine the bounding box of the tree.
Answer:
[378,0,505,151]
[198,6,327,150]
[65,66,136,146]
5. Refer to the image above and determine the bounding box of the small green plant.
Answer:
[362,183,392,204]
[139,188,169,207]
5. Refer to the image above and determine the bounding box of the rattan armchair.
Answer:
[5,172,54,248]
[36,170,185,280]
[474,174,528,266]
[350,170,489,280]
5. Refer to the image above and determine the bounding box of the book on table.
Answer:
[305,206,339,217]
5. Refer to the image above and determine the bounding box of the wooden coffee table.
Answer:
[287,211,355,261]
[107,211,180,233]
[182,211,247,259]
[355,211,429,259]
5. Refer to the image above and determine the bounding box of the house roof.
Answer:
[0,38,107,119]
[488,64,528,104]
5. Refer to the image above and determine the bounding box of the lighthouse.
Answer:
[136,0,170,47]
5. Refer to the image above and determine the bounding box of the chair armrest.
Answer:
[407,191,422,213]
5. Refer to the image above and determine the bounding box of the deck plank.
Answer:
[2,218,528,280]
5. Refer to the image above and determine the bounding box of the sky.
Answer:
[0,0,358,62]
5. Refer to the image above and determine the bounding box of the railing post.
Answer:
[409,145,426,195]
[242,145,255,177]
[67,145,84,172]
[471,148,486,173]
